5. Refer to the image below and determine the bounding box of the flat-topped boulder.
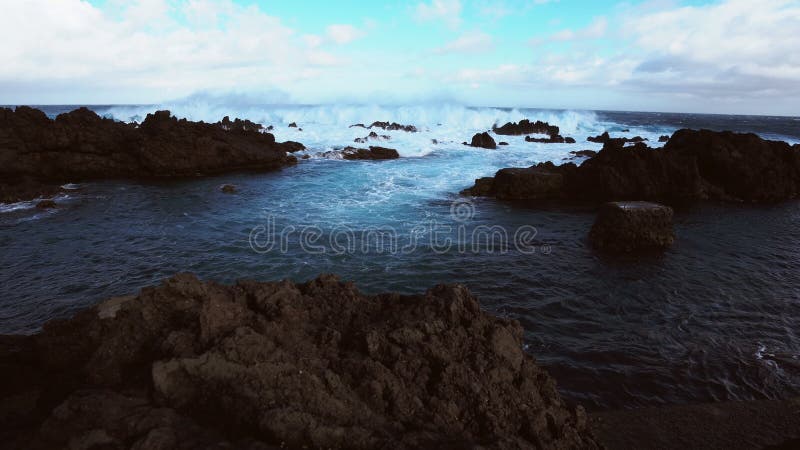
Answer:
[340,146,399,160]
[589,201,675,253]
[0,107,300,202]
[0,274,599,449]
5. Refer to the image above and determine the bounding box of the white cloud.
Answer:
[436,31,494,54]
[547,17,608,42]
[415,0,462,29]
[326,24,365,45]
[0,0,351,102]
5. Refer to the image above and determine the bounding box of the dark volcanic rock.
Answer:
[468,132,497,149]
[0,107,299,202]
[220,184,237,194]
[493,119,560,137]
[351,121,417,132]
[659,135,670,143]
[570,150,598,158]
[589,201,675,253]
[525,135,572,144]
[498,141,509,146]
[282,140,306,153]
[587,132,611,144]
[288,122,298,128]
[588,132,647,144]
[355,131,391,143]
[35,199,57,209]
[463,129,800,204]
[218,116,263,132]
[340,146,400,160]
[367,121,417,132]
[0,274,598,449]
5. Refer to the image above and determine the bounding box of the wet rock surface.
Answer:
[354,131,391,143]
[0,274,598,450]
[343,146,400,160]
[493,120,560,137]
[468,132,497,149]
[0,107,299,202]
[350,121,418,132]
[589,202,675,253]
[463,129,800,204]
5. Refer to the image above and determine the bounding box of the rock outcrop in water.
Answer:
[493,120,560,137]
[0,274,598,449]
[354,131,391,143]
[493,120,575,144]
[0,107,299,203]
[587,132,647,144]
[350,121,418,132]
[322,146,400,160]
[467,132,497,149]
[462,129,800,204]
[589,202,675,253]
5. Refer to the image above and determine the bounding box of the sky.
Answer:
[0,0,799,115]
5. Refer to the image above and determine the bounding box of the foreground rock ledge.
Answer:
[0,274,598,450]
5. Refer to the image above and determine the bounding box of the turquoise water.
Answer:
[1,104,799,410]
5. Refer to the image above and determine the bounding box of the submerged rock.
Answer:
[220,184,237,194]
[0,274,599,449]
[463,130,800,204]
[0,107,299,202]
[35,199,57,209]
[468,132,497,149]
[589,201,675,253]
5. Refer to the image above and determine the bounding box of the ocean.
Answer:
[1,103,799,410]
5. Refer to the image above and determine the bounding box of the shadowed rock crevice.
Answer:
[0,274,599,449]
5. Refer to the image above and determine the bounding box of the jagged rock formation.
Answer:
[350,121,418,132]
[462,130,800,204]
[0,274,599,449]
[491,120,574,143]
[493,120,560,137]
[354,131,391,143]
[0,107,299,203]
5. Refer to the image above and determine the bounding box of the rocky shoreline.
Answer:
[0,107,301,203]
[2,274,797,449]
[463,130,800,204]
[0,274,598,449]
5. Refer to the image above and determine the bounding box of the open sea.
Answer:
[1,103,799,410]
